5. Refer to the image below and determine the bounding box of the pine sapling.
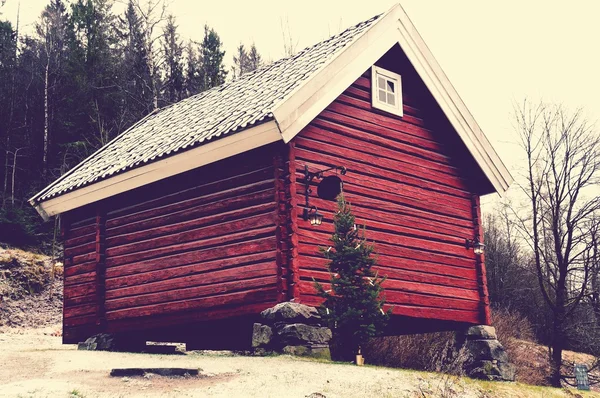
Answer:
[315,195,390,362]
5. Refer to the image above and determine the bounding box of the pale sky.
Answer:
[3,0,600,208]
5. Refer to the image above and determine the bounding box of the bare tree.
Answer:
[280,17,297,57]
[512,100,600,386]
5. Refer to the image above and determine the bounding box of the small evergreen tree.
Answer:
[315,195,390,362]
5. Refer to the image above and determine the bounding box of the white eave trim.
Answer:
[31,121,281,220]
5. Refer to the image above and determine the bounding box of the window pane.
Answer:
[387,80,395,93]
[378,89,386,102]
[387,93,396,106]
[378,76,385,89]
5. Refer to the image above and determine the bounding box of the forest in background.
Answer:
[0,0,263,246]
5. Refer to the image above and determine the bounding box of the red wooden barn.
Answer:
[31,4,512,347]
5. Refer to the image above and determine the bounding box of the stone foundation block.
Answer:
[251,323,273,348]
[277,324,332,346]
[260,302,322,326]
[465,325,497,340]
[254,302,332,360]
[461,325,515,382]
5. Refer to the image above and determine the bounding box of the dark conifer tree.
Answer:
[247,42,262,71]
[315,195,389,361]
[119,0,153,122]
[161,15,184,104]
[232,43,248,79]
[183,40,203,97]
[200,25,226,89]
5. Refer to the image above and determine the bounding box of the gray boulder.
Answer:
[277,323,332,345]
[78,333,117,351]
[465,325,497,340]
[251,323,273,348]
[463,339,508,363]
[466,360,516,381]
[260,302,322,326]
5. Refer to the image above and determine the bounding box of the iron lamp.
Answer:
[303,206,323,226]
[465,238,485,255]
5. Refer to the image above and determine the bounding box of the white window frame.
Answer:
[371,65,403,117]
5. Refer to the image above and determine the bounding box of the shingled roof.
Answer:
[31,14,381,204]
[31,4,513,219]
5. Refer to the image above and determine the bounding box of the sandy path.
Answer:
[1,329,598,398]
[0,330,433,398]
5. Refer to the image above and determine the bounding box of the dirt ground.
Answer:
[1,327,600,398]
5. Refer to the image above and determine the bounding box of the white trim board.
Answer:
[32,121,281,220]
[32,3,513,219]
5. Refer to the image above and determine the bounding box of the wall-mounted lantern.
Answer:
[303,165,346,226]
[303,206,323,226]
[465,238,485,255]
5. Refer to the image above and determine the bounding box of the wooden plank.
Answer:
[64,282,96,300]
[297,233,473,268]
[295,136,469,192]
[106,236,277,278]
[299,254,477,281]
[106,202,274,248]
[106,283,278,320]
[107,166,275,220]
[106,225,275,268]
[312,116,451,166]
[295,148,470,199]
[299,187,473,229]
[106,301,277,332]
[64,261,96,277]
[297,222,473,259]
[106,262,277,300]
[301,124,460,177]
[106,251,277,290]
[106,212,275,257]
[300,264,478,290]
[325,101,444,150]
[106,266,277,310]
[106,189,275,237]
[472,194,491,325]
[64,303,97,319]
[64,271,96,286]
[107,179,274,230]
[299,281,479,310]
[64,232,97,251]
[288,142,300,300]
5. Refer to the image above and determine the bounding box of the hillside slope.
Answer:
[0,247,62,332]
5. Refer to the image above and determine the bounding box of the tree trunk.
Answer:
[550,280,567,387]
[2,134,9,207]
[43,60,50,178]
[11,148,19,206]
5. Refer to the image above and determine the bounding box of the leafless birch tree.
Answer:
[512,100,600,387]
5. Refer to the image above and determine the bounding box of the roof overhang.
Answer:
[31,120,281,221]
[31,3,512,219]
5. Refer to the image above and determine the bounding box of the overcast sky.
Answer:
[2,0,599,205]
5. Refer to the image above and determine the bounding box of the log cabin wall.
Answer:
[292,44,491,328]
[62,144,283,343]
[62,206,101,343]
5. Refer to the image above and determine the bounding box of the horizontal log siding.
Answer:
[60,145,281,336]
[293,60,486,325]
[62,210,98,343]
